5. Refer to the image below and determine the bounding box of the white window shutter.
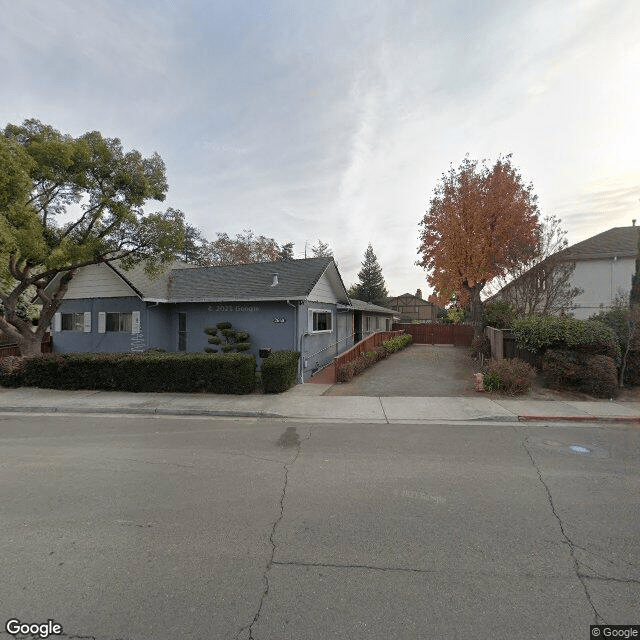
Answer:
[83,312,92,332]
[53,313,61,332]
[131,311,141,334]
[98,312,106,333]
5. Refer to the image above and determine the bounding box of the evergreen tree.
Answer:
[350,243,388,305]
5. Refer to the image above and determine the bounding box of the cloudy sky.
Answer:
[2,0,639,296]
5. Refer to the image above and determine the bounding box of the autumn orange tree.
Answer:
[418,155,539,337]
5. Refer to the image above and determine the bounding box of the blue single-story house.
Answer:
[48,257,397,381]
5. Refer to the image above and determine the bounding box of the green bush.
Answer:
[542,349,618,398]
[236,342,251,352]
[204,327,217,336]
[221,328,236,340]
[222,344,234,352]
[483,358,536,395]
[216,322,232,330]
[482,371,504,393]
[485,300,516,329]
[261,350,300,393]
[0,353,256,394]
[204,347,218,353]
[207,336,222,345]
[235,331,249,341]
[511,315,619,358]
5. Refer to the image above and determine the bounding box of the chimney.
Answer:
[271,273,279,286]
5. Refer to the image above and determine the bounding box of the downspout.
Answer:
[286,300,302,384]
[147,301,160,351]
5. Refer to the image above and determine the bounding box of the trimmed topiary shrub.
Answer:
[482,358,536,395]
[204,322,251,354]
[0,353,256,394]
[542,349,618,398]
[261,350,300,393]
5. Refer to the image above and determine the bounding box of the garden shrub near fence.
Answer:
[0,353,257,394]
[337,334,412,382]
[542,349,618,398]
[261,350,300,393]
[482,358,536,395]
[511,315,619,358]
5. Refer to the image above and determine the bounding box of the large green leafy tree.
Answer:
[349,243,389,306]
[0,119,184,357]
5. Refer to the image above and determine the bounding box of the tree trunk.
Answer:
[18,334,43,358]
[465,282,487,340]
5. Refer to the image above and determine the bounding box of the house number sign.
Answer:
[273,317,287,323]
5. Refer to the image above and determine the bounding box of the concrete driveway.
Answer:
[325,344,479,397]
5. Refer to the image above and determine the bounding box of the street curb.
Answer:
[0,406,283,419]
[518,414,640,424]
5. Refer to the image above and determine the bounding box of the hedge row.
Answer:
[382,333,412,352]
[261,350,300,393]
[337,333,412,382]
[0,352,257,394]
[511,315,619,358]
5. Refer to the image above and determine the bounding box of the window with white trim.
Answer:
[309,309,332,333]
[61,313,84,331]
[106,312,132,333]
[364,316,372,332]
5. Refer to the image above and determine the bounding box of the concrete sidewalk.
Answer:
[1,385,640,424]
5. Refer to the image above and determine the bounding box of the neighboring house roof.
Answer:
[349,299,397,315]
[559,226,640,261]
[388,293,434,305]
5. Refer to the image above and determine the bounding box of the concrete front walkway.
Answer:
[325,344,478,397]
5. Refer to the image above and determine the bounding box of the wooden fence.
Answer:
[392,323,474,346]
[333,330,404,373]
[0,333,52,358]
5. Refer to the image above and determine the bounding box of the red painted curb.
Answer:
[518,415,640,423]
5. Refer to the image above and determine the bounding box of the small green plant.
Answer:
[216,321,232,330]
[207,336,221,345]
[482,371,504,393]
[236,342,251,351]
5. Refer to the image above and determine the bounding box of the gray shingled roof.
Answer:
[560,226,640,261]
[349,299,397,315]
[114,256,336,302]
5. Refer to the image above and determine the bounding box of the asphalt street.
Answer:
[0,413,638,640]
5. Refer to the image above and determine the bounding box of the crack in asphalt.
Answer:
[522,438,605,625]
[235,429,308,640]
[271,560,438,574]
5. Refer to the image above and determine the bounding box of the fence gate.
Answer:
[392,323,474,346]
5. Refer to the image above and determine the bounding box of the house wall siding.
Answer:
[165,301,297,359]
[307,270,339,304]
[62,264,135,299]
[571,257,634,319]
[53,297,147,353]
